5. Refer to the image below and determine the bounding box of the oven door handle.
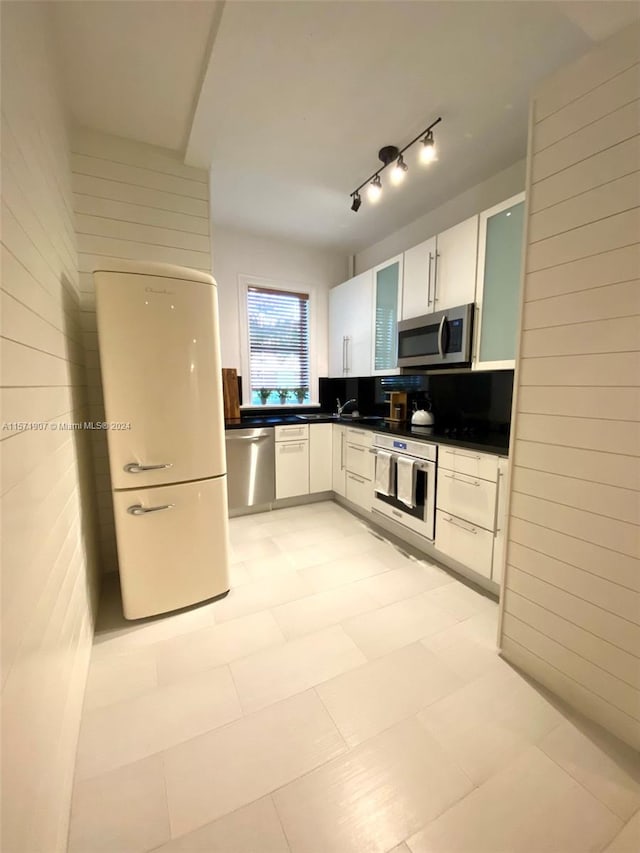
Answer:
[437,315,447,359]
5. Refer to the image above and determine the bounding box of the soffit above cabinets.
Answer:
[51,0,223,151]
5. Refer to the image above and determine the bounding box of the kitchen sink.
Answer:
[295,413,335,421]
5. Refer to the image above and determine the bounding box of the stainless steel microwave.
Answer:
[397,303,474,368]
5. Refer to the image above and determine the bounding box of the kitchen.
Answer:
[2,2,639,853]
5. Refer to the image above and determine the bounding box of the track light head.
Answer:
[367,174,382,203]
[419,130,436,163]
[390,155,408,185]
[350,192,362,212]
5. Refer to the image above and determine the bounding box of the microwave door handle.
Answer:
[437,315,446,359]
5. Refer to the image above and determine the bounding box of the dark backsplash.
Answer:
[320,370,513,434]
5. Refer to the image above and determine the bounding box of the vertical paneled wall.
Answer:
[70,127,211,571]
[0,3,100,851]
[500,24,640,749]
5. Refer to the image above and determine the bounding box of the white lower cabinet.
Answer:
[331,425,346,497]
[346,471,372,513]
[437,470,497,530]
[439,446,498,482]
[435,447,507,584]
[309,423,332,493]
[342,427,373,512]
[345,442,372,480]
[435,510,494,579]
[275,439,309,500]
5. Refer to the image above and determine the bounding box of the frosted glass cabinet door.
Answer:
[372,256,403,375]
[475,193,525,370]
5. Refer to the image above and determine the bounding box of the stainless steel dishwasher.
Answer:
[225,427,275,510]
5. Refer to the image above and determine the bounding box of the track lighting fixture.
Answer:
[367,174,382,203]
[349,116,441,212]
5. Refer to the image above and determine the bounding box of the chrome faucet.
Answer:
[336,397,357,417]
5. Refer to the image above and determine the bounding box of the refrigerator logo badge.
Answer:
[145,286,175,295]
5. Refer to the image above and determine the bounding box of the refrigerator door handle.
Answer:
[127,503,175,516]
[124,462,173,473]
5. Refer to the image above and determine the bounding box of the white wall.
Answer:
[211,224,348,387]
[70,127,212,572]
[499,23,640,750]
[0,4,101,850]
[355,159,526,274]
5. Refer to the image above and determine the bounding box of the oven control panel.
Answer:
[373,432,437,463]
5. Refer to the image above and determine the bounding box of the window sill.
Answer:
[240,404,321,411]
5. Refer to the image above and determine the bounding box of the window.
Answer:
[246,285,311,406]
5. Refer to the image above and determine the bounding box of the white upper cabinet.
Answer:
[402,236,436,320]
[474,193,525,370]
[434,215,479,311]
[329,270,373,377]
[372,255,403,375]
[401,216,478,320]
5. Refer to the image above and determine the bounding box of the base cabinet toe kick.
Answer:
[332,426,508,591]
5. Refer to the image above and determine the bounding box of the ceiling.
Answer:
[51,1,640,253]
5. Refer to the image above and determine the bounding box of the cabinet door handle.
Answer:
[128,503,174,516]
[444,515,477,534]
[346,336,351,374]
[348,445,365,453]
[427,252,433,307]
[280,442,306,452]
[340,430,345,470]
[433,251,440,303]
[348,473,366,484]
[449,450,482,461]
[442,473,480,487]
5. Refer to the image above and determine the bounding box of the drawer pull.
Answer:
[442,473,480,487]
[448,450,482,461]
[444,515,477,535]
[348,445,365,452]
[280,442,306,452]
[348,473,366,484]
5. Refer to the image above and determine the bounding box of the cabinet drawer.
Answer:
[346,471,373,512]
[345,442,373,480]
[438,447,499,482]
[437,470,497,531]
[435,510,494,579]
[275,424,309,442]
[345,427,370,446]
[275,440,309,499]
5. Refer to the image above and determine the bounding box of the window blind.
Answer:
[247,286,310,397]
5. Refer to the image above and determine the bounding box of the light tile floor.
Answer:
[69,501,640,853]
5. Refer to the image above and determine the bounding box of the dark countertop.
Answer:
[225,413,509,456]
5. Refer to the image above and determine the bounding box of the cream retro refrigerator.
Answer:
[94,261,230,619]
